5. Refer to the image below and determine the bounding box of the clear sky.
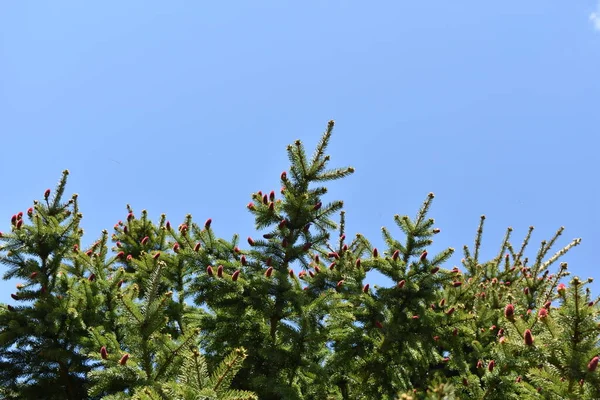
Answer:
[1,1,599,303]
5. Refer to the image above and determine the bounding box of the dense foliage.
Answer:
[1,121,598,399]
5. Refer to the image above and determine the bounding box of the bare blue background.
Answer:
[1,1,599,301]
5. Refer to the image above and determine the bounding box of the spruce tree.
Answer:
[1,121,598,399]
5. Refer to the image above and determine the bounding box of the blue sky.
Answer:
[1,1,599,302]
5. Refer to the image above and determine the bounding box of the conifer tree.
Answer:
[1,121,599,399]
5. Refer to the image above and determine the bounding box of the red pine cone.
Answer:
[30,272,38,279]
[279,219,287,229]
[7,305,15,312]
[141,236,149,245]
[88,274,96,282]
[119,353,129,365]
[504,304,515,320]
[281,171,287,180]
[44,189,51,199]
[27,208,33,216]
[117,251,125,259]
[11,294,18,300]
[328,252,339,260]
[205,218,212,228]
[302,242,311,251]
[217,265,223,278]
[524,329,534,346]
[588,356,599,372]
[16,220,23,229]
[392,250,400,261]
[373,248,378,258]
[194,242,201,252]
[375,321,383,329]
[313,202,322,210]
[248,237,255,246]
[538,308,548,319]
[363,284,369,293]
[206,266,214,276]
[356,259,361,268]
[452,281,462,287]
[231,270,240,281]
[11,214,17,225]
[247,202,255,210]
[431,266,440,274]
[100,346,108,360]
[337,280,344,287]
[166,221,171,230]
[308,270,315,278]
[153,252,160,259]
[488,360,495,372]
[241,255,247,265]
[398,280,406,288]
[269,190,275,201]
[289,269,294,277]
[173,243,180,253]
[446,307,455,316]
[477,360,483,369]
[314,265,320,273]
[265,267,273,278]
[118,280,124,288]
[329,262,335,270]
[544,301,551,309]
[439,298,446,307]
[433,228,441,234]
[420,251,427,261]
[262,194,268,205]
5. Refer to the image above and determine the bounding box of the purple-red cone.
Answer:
[217,265,223,278]
[119,353,129,365]
[205,218,212,228]
[363,284,370,293]
[488,360,495,372]
[392,250,400,261]
[100,346,108,360]
[265,267,273,278]
[206,266,214,276]
[524,329,534,346]
[194,242,201,252]
[231,270,240,281]
[588,356,599,372]
[44,189,51,199]
[504,304,515,320]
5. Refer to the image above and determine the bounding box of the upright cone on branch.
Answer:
[524,329,534,346]
[100,346,108,360]
[232,270,241,281]
[119,353,129,365]
[588,356,599,372]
